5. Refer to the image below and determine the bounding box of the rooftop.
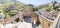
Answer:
[35,9,59,21]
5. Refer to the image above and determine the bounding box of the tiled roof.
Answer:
[35,9,59,21]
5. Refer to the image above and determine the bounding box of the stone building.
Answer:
[23,4,33,17]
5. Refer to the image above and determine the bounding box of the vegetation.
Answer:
[33,7,38,12]
[46,6,52,11]
[0,0,27,18]
[0,0,60,18]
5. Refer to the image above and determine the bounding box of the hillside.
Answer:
[0,0,27,18]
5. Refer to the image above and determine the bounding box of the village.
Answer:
[0,0,60,28]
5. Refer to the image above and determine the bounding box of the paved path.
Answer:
[0,22,32,28]
[0,22,41,28]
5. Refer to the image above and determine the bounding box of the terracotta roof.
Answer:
[35,9,59,21]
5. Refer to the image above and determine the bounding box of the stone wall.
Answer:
[38,15,53,28]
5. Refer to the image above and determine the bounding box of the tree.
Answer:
[46,6,52,11]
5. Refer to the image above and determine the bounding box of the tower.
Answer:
[23,4,34,16]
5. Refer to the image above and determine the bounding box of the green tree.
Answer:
[46,6,52,11]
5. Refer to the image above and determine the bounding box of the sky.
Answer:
[17,0,60,5]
